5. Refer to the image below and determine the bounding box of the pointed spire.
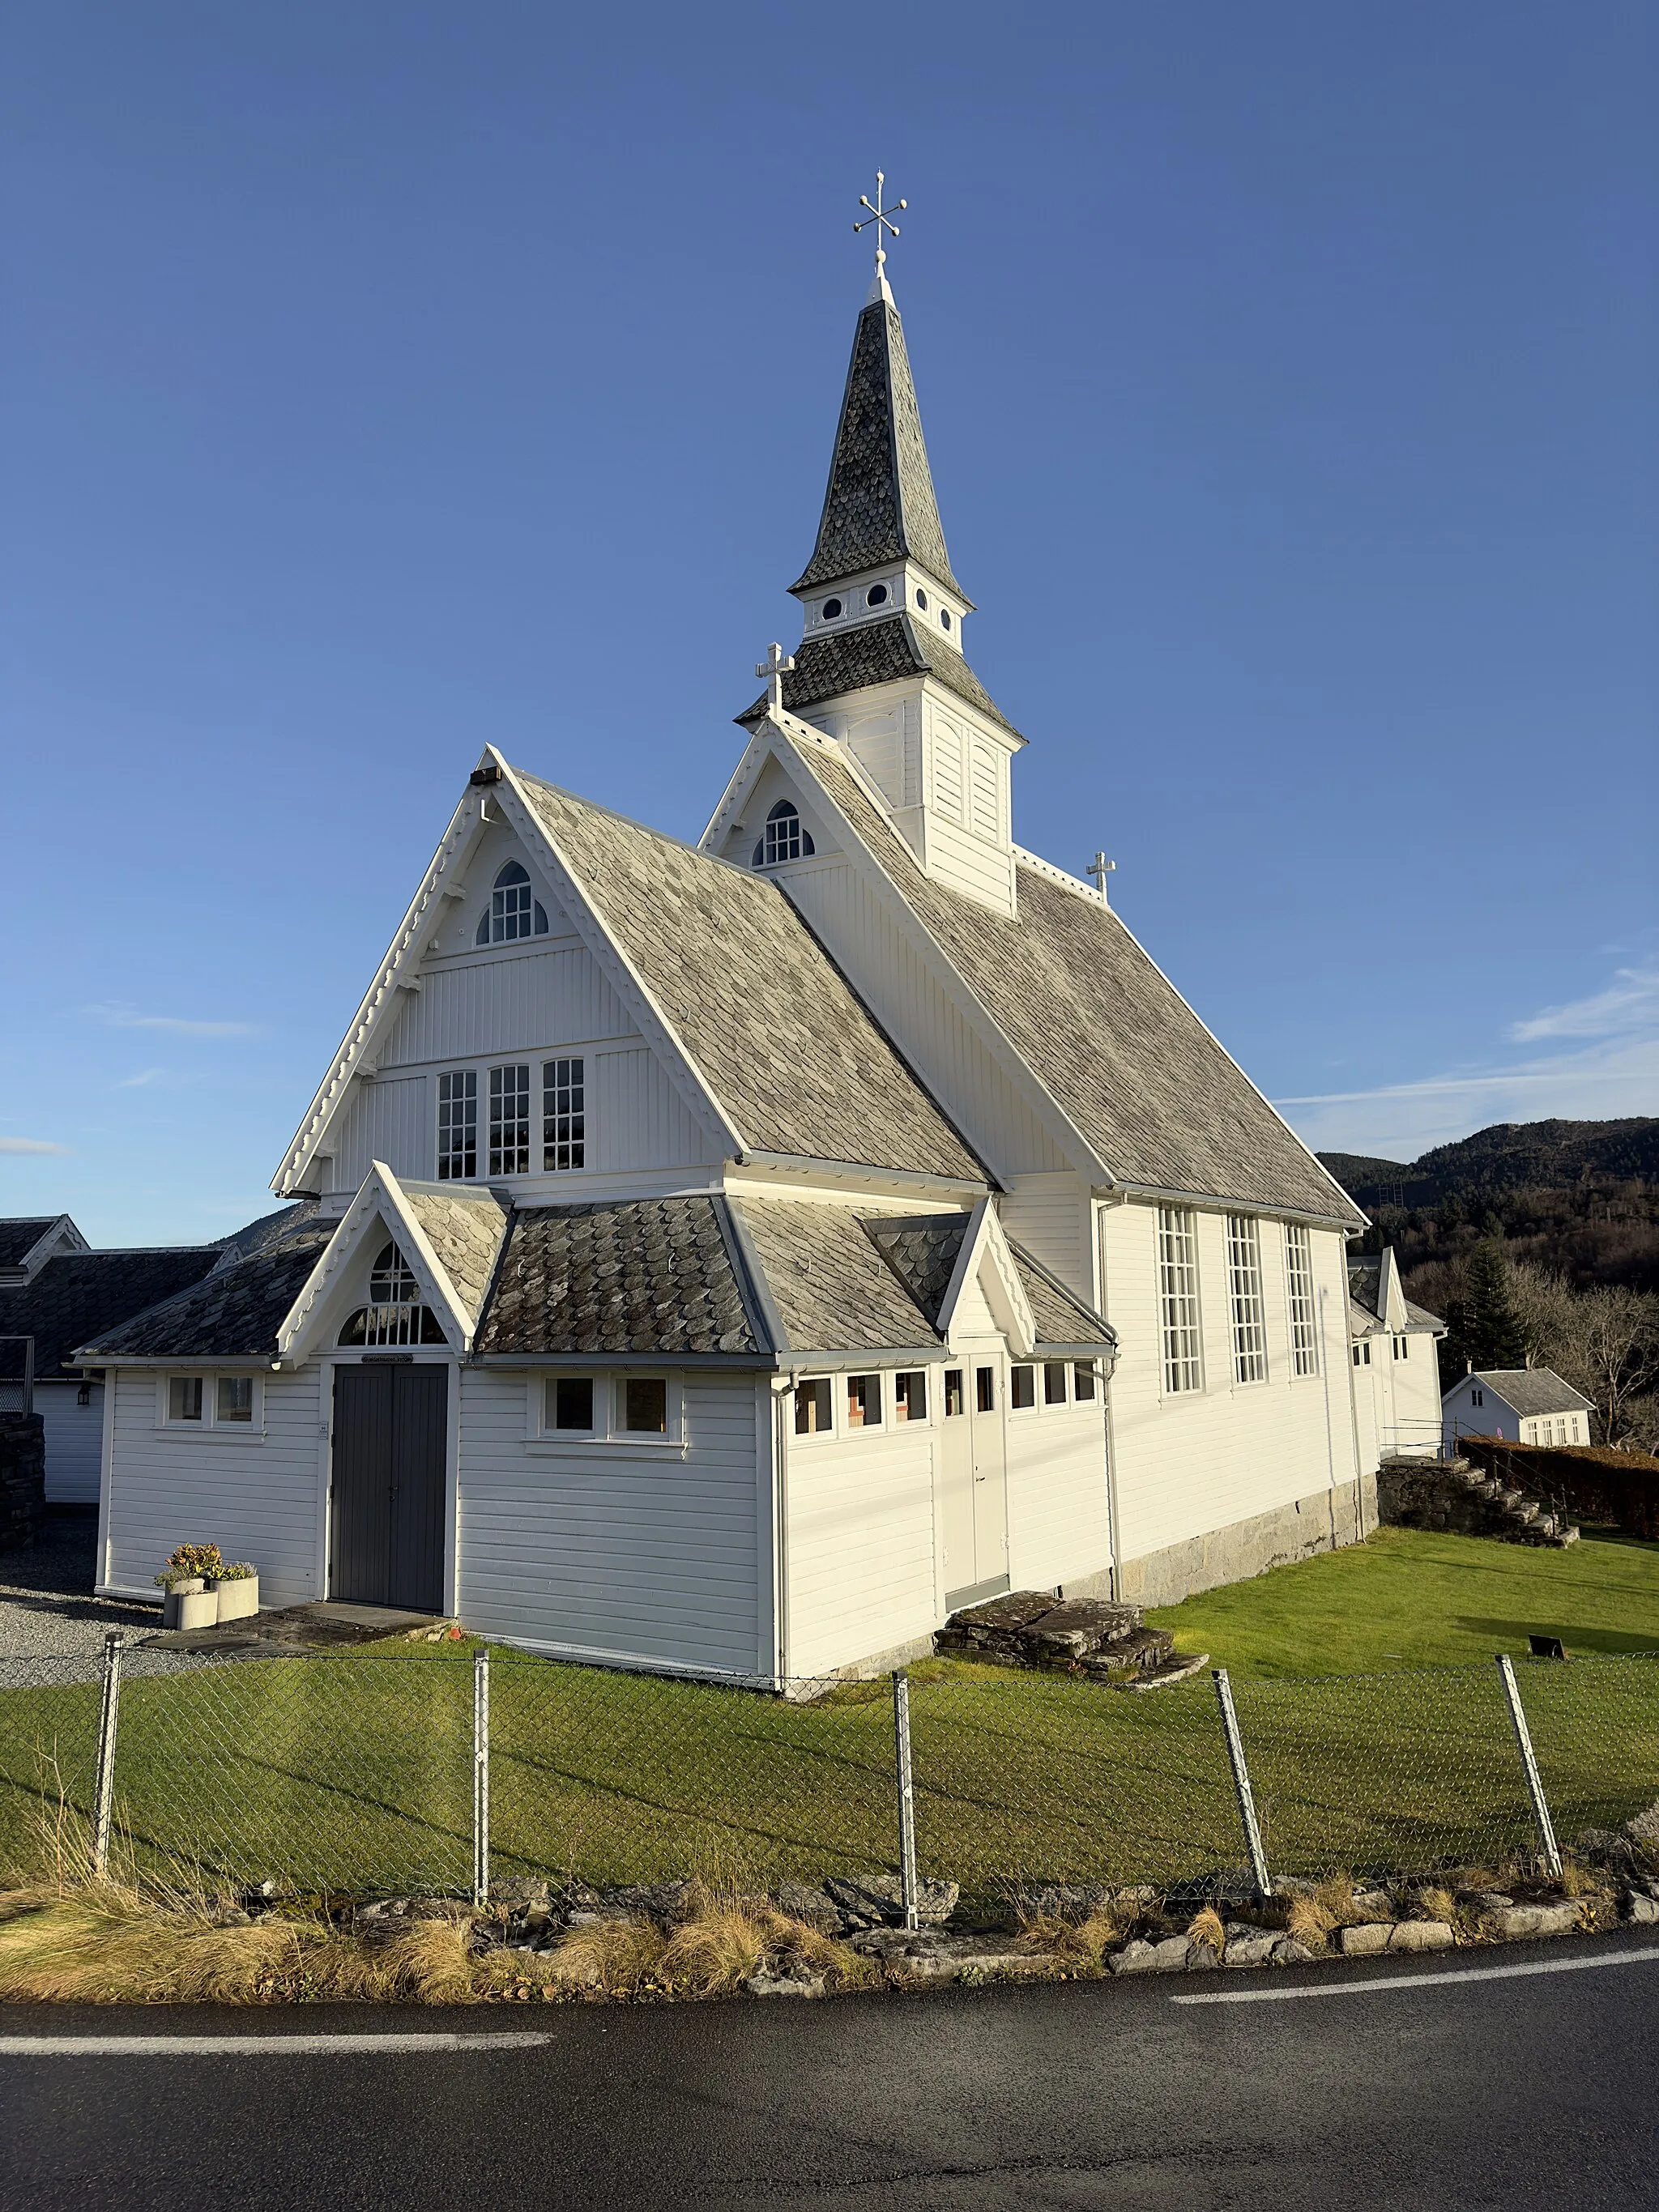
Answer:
[791,283,964,599]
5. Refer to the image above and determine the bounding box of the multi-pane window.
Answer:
[489,1064,531,1176]
[437,1070,477,1180]
[1393,1334,1409,1361]
[1157,1207,1204,1394]
[1226,1216,1269,1385]
[475,862,549,944]
[339,1240,447,1346]
[542,1058,585,1171]
[1286,1222,1320,1378]
[753,800,815,867]
[894,1371,928,1422]
[847,1374,881,1429]
[794,1378,833,1435]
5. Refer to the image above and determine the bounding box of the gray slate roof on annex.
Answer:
[1347,1259,1383,1317]
[400,1188,508,1329]
[736,614,1018,739]
[75,1225,335,1360]
[472,1200,763,1357]
[0,1220,64,1269]
[514,771,985,1186]
[0,1247,228,1378]
[792,299,963,598]
[732,1197,945,1355]
[1468,1367,1596,1417]
[1006,1243,1117,1353]
[793,742,1364,1226]
[861,1214,969,1328]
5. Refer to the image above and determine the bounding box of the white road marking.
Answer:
[1171,1945,1659,2005]
[0,2031,554,2056]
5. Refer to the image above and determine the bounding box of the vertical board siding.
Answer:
[785,1430,936,1677]
[454,1370,762,1674]
[103,1369,323,1607]
[1004,1401,1112,1592]
[380,948,630,1068]
[592,1047,710,1172]
[38,1386,105,1505]
[333,1074,429,1187]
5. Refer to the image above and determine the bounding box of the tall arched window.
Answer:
[753,800,815,868]
[476,860,550,944]
[339,1241,448,1346]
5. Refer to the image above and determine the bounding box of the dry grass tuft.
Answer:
[1185,1906,1226,1956]
[1018,1907,1125,1971]
[1284,1894,1333,1950]
[1415,1886,1457,1924]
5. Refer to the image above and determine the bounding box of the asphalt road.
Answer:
[5,1933,1658,2210]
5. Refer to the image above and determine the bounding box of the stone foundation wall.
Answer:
[1063,1476,1376,1611]
[0,1415,46,1552]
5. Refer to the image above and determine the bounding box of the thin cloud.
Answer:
[1508,966,1659,1044]
[0,1136,70,1155]
[116,1068,172,1089]
[85,1003,259,1038]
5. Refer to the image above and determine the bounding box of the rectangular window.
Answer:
[1226,1216,1269,1385]
[976,1366,996,1413]
[547,1376,595,1433]
[489,1063,531,1176]
[1471,1387,1482,1406]
[794,1379,832,1436]
[168,1376,203,1422]
[1011,1365,1036,1409]
[847,1374,881,1430]
[944,1369,966,1417]
[1285,1222,1319,1378]
[216,1376,253,1424]
[622,1378,667,1434]
[894,1371,928,1423]
[1043,1361,1068,1406]
[437,1070,478,1180]
[1073,1362,1097,1402]
[1157,1207,1203,1394]
[1393,1334,1408,1361]
[542,1057,586,1172]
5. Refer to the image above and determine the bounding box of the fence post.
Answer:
[91,1630,126,1878]
[893,1669,919,1930]
[472,1644,491,1908]
[1212,1667,1271,1900]
[1496,1653,1563,1877]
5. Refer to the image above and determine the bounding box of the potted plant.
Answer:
[211,1562,259,1622]
[155,1543,224,1630]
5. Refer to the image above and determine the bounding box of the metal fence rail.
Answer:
[1,1639,1656,1903]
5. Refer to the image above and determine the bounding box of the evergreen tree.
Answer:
[1444,1238,1529,1380]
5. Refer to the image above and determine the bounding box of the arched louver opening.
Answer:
[478,859,550,944]
[339,1241,449,1347]
[753,800,815,867]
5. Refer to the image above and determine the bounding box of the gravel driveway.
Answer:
[0,1512,235,1688]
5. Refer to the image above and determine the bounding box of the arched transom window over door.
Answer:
[339,1241,448,1346]
[477,860,550,944]
[753,800,815,867]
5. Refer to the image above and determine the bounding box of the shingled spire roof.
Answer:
[791,283,966,599]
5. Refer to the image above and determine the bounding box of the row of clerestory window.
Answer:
[437,1059,585,1180]
[794,1360,1098,1437]
[1158,1209,1323,1396]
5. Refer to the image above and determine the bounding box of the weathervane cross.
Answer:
[854,169,906,273]
[756,642,795,714]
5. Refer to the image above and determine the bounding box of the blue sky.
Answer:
[4,1,1654,1244]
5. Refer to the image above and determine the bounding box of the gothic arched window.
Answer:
[339,1241,448,1346]
[753,800,815,868]
[476,860,550,944]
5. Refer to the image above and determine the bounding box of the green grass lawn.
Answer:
[3,1530,1658,1907]
[1146,1524,1659,1678]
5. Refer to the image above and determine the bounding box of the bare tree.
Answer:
[1514,1263,1659,1443]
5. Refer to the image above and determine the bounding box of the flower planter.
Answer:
[161,1577,205,1629]
[173,1588,218,1631]
[212,1575,259,1622]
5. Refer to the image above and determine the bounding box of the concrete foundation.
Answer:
[1063,1474,1378,1611]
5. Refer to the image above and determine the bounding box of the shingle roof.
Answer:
[400,1187,508,1330]
[862,1214,970,1328]
[792,296,963,597]
[787,739,1364,1225]
[473,1200,762,1357]
[736,613,1018,739]
[732,1198,945,1355]
[0,1247,228,1378]
[76,1223,336,1361]
[512,769,985,1185]
[1347,1259,1383,1318]
[1008,1243,1119,1355]
[0,1220,65,1270]
[1465,1368,1596,1417]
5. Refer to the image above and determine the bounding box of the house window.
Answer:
[1471,1387,1483,1407]
[477,859,549,945]
[339,1241,448,1346]
[621,1378,668,1434]
[754,800,816,867]
[546,1377,595,1433]
[1011,1365,1035,1410]
[437,1071,477,1180]
[216,1376,253,1424]
[847,1373,881,1429]
[1393,1334,1409,1361]
[894,1371,928,1422]
[1226,1217,1268,1384]
[543,1058,586,1171]
[1286,1222,1319,1377]
[795,1378,833,1435]
[944,1369,966,1417]
[168,1376,204,1422]
[489,1064,531,1175]
[976,1366,996,1413]
[1157,1207,1203,1394]
[1073,1362,1097,1402]
[1043,1361,1068,1405]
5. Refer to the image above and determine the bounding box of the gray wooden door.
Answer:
[331,1363,448,1612]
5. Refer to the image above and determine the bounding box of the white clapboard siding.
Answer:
[332,1073,430,1188]
[1099,1203,1359,1563]
[591,1047,710,1172]
[454,1370,762,1674]
[102,1369,322,1607]
[380,945,631,1068]
[784,1428,936,1677]
[1004,1398,1112,1591]
[841,699,915,813]
[38,1384,105,1505]
[919,813,1017,914]
[999,1174,1092,1301]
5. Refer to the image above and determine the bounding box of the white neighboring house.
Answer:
[80,252,1385,1680]
[1442,1369,1595,1452]
[1346,1249,1445,1466]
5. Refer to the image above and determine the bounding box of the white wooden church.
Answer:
[83,246,1386,1683]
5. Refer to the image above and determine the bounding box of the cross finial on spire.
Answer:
[756,642,795,714]
[854,170,906,279]
[1088,853,1116,905]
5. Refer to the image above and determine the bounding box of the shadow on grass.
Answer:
[1454,1621,1659,1656]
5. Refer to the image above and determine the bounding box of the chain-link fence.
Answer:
[2,1638,1657,1907]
